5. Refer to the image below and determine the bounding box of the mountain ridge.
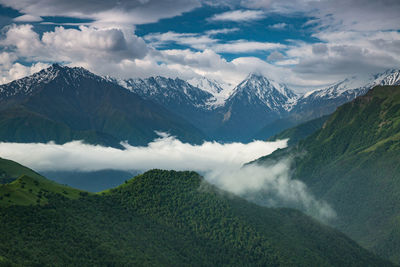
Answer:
[0,64,206,146]
[109,68,400,141]
[1,64,400,144]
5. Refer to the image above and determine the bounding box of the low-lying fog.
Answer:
[0,133,335,221]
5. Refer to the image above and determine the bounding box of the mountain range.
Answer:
[0,64,399,146]
[0,64,205,147]
[111,68,400,142]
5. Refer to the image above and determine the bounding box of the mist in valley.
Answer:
[0,133,335,221]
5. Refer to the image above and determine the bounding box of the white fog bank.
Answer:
[0,134,335,221]
[0,134,287,172]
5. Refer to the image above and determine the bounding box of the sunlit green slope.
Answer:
[255,85,400,263]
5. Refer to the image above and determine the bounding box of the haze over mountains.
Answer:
[1,64,399,146]
[105,66,400,141]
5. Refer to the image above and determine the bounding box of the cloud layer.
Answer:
[0,136,287,172]
[0,134,335,221]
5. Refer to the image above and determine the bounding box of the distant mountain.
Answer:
[291,69,400,120]
[213,73,297,141]
[114,70,400,142]
[187,76,225,94]
[254,85,400,264]
[0,163,391,265]
[187,76,233,107]
[112,73,301,141]
[0,64,206,146]
[116,76,215,109]
[256,69,400,140]
[4,65,398,145]
[110,76,226,136]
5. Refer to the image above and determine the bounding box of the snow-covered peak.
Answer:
[14,63,61,87]
[111,76,216,109]
[187,77,234,108]
[0,64,60,99]
[371,69,400,86]
[301,69,400,101]
[188,77,225,94]
[237,73,297,100]
[0,64,109,101]
[227,73,298,112]
[302,77,361,99]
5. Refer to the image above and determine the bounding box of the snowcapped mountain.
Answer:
[108,76,225,136]
[109,72,300,141]
[187,77,226,95]
[0,64,206,146]
[111,76,215,110]
[0,64,103,101]
[213,73,298,141]
[112,73,298,116]
[254,68,400,140]
[2,64,398,143]
[301,69,400,102]
[371,68,400,86]
[187,77,234,107]
[227,73,297,113]
[292,69,400,119]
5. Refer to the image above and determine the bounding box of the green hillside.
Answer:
[0,158,84,207]
[0,157,43,184]
[0,168,390,266]
[255,85,400,263]
[0,107,124,148]
[268,115,329,145]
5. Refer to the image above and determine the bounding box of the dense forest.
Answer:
[0,163,390,266]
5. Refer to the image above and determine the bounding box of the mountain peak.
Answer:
[188,77,226,94]
[43,64,104,84]
[301,68,400,101]
[227,73,297,113]
[247,72,264,79]
[373,68,400,86]
[0,64,106,101]
[50,63,64,70]
[239,73,295,96]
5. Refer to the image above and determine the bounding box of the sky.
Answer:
[0,0,399,91]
